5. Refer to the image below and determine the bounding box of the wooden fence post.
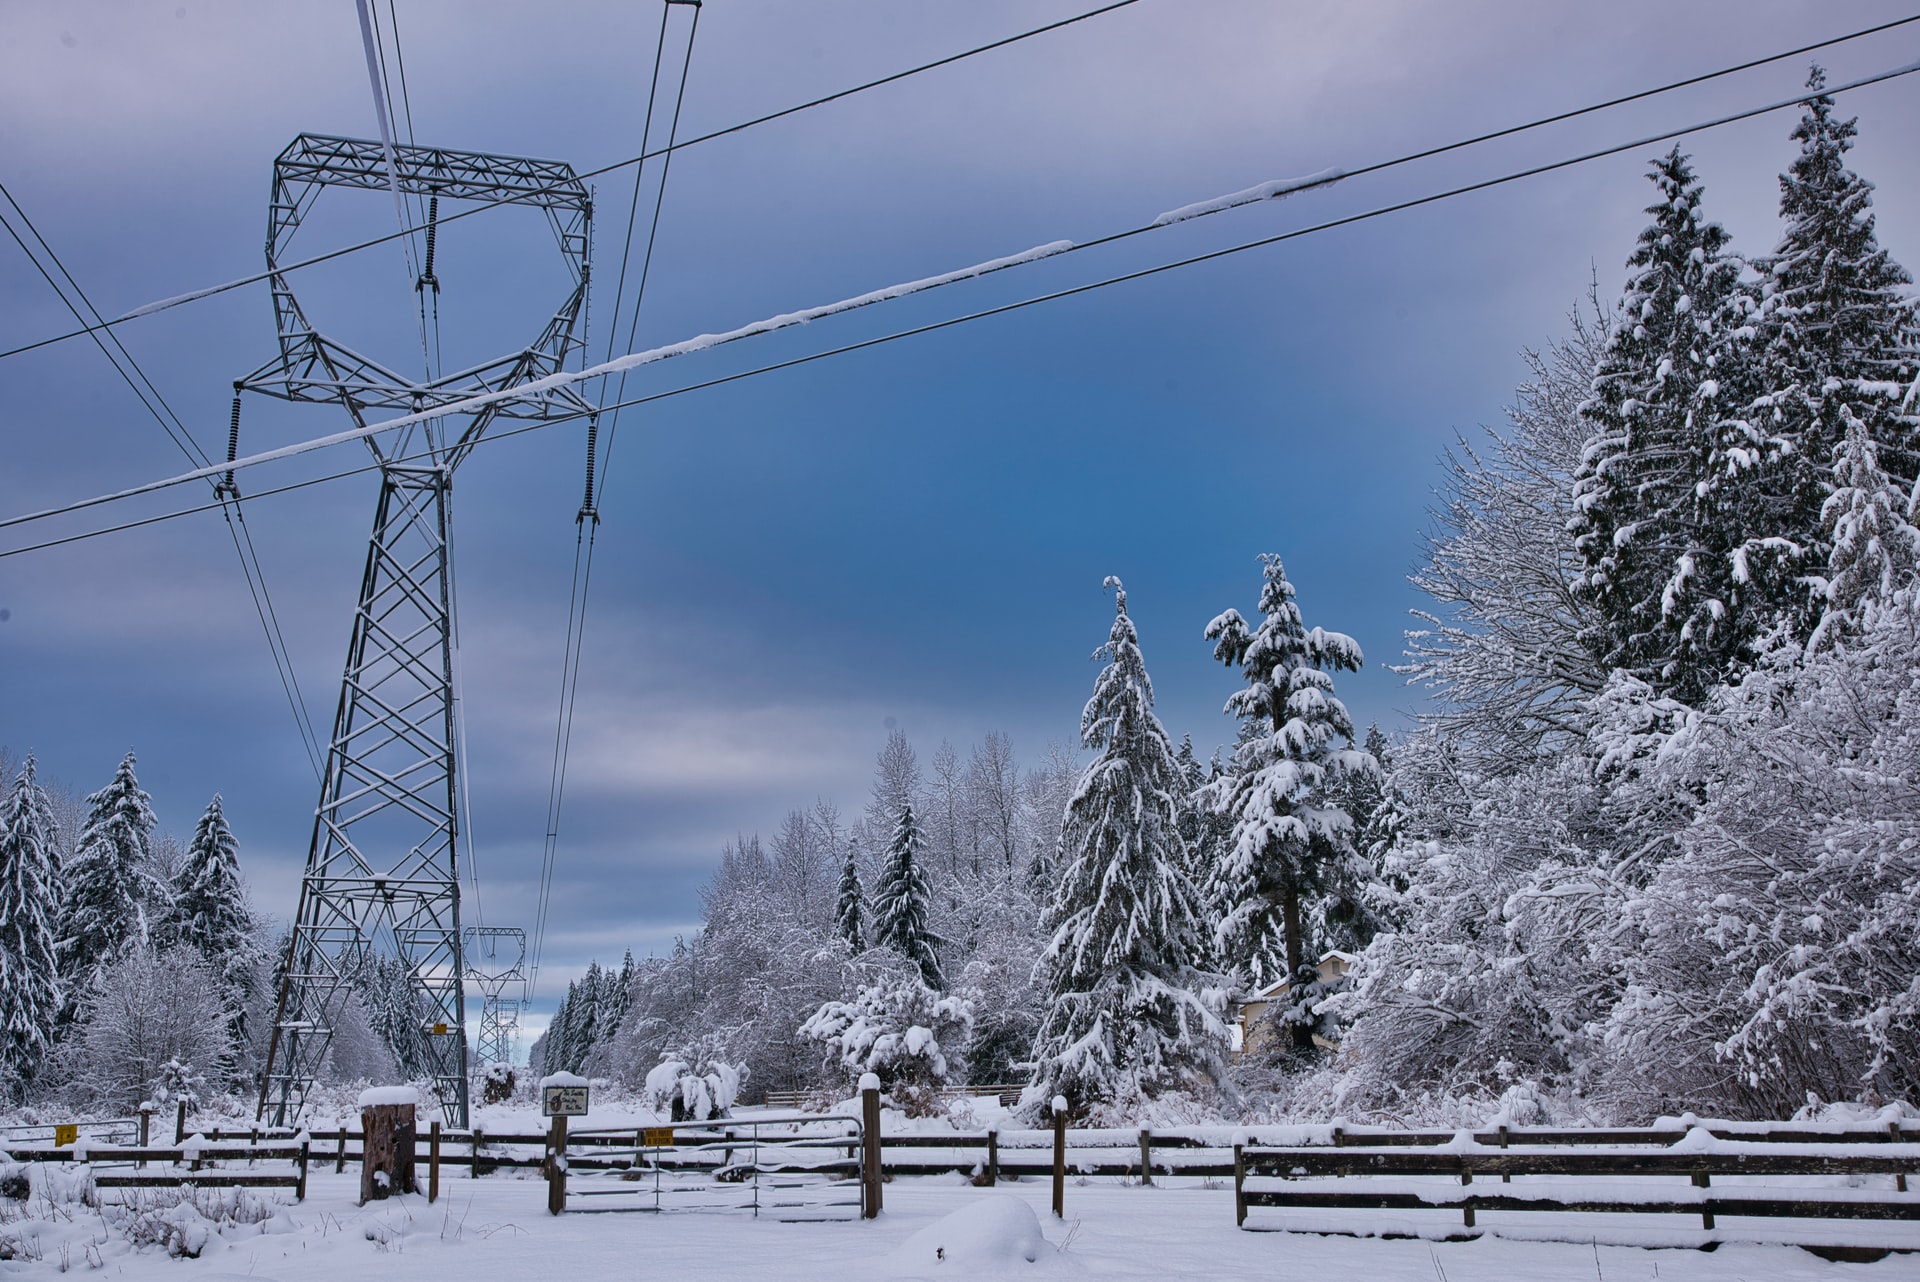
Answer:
[860,1074,883,1218]
[547,1113,569,1216]
[429,1121,441,1203]
[1500,1124,1511,1183]
[986,1129,999,1187]
[297,1140,310,1201]
[1139,1128,1153,1187]
[137,1108,151,1169]
[1461,1163,1475,1228]
[472,1127,483,1179]
[175,1100,188,1145]
[1234,1143,1246,1227]
[1050,1095,1068,1220]
[334,1131,347,1174]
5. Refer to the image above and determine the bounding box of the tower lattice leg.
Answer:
[261,466,470,1128]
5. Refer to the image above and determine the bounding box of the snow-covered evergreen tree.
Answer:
[871,805,942,989]
[170,794,259,1081]
[834,846,867,953]
[1028,579,1226,1111]
[1570,148,1746,702]
[172,796,258,993]
[1718,69,1920,647]
[0,755,62,1093]
[1202,555,1377,1052]
[1808,419,1920,650]
[60,752,168,998]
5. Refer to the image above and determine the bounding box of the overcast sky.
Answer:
[3,0,1917,1045]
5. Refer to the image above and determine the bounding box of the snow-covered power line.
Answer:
[0,0,1153,365]
[10,52,1920,547]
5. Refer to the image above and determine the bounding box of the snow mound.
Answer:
[881,1195,1083,1279]
[356,1086,420,1107]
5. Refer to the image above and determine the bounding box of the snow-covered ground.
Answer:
[5,1163,1918,1279]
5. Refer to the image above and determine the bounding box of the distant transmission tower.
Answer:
[248,136,593,1129]
[464,926,528,1070]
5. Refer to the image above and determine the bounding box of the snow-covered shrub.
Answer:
[479,1062,516,1105]
[641,1043,746,1122]
[800,964,972,1114]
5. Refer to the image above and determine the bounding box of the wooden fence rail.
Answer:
[1235,1139,1920,1241]
[0,1143,311,1200]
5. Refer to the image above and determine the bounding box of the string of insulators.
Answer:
[219,388,243,497]
[578,414,600,525]
[416,192,441,295]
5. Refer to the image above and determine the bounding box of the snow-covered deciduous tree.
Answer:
[799,961,973,1114]
[55,944,231,1111]
[1202,555,1377,1050]
[1401,299,1611,771]
[60,753,169,999]
[1027,579,1227,1113]
[1570,149,1747,703]
[0,754,62,1095]
[872,805,943,989]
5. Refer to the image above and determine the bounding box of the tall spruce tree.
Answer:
[872,805,942,989]
[172,795,259,1068]
[1201,555,1376,1052]
[1570,148,1747,702]
[1717,69,1920,648]
[1029,579,1224,1109]
[834,846,867,953]
[61,753,168,997]
[0,755,63,1091]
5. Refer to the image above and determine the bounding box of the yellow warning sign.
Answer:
[431,1023,449,1035]
[642,1128,674,1148]
[54,1124,78,1146]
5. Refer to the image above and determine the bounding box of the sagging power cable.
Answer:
[0,182,325,779]
[7,56,1920,556]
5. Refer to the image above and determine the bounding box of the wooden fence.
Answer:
[1234,1129,1920,1252]
[0,1141,310,1199]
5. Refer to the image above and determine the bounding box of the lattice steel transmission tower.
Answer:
[248,135,593,1129]
[463,926,527,1070]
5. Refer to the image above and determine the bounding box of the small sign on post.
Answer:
[53,1124,78,1147]
[542,1082,590,1117]
[641,1127,674,1148]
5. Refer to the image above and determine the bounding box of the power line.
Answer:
[0,181,325,777]
[531,1,702,1003]
[21,0,1912,369]
[0,0,1151,365]
[6,55,1919,557]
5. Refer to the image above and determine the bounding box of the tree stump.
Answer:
[360,1100,418,1204]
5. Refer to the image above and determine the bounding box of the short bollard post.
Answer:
[429,1121,441,1203]
[1050,1095,1068,1219]
[547,1113,569,1216]
[860,1073,883,1218]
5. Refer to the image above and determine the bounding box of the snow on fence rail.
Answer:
[177,1116,1920,1185]
[0,1140,311,1199]
[1234,1128,1920,1254]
